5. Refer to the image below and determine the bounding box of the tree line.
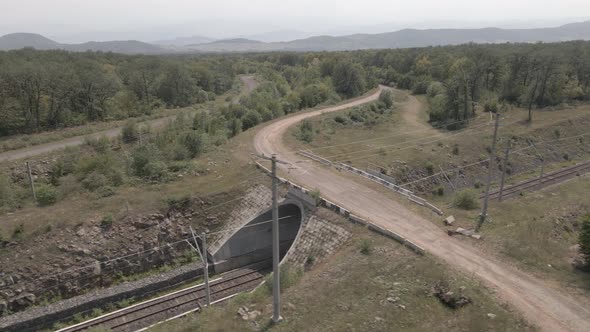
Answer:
[0,49,237,136]
[353,41,590,125]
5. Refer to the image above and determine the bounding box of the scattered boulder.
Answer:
[487,313,497,319]
[237,306,261,321]
[387,296,399,304]
[444,216,455,226]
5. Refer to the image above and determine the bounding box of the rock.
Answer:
[237,306,249,320]
[387,297,399,303]
[444,216,455,226]
[397,304,406,310]
[487,313,497,319]
[374,316,385,322]
[133,218,158,229]
[248,310,261,320]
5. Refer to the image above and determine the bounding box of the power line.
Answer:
[398,133,590,187]
[300,115,488,153]
[331,118,523,163]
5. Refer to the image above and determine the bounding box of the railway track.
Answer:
[56,267,265,332]
[484,160,590,201]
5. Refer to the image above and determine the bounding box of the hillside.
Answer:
[2,20,590,54]
[0,33,166,54]
[188,20,590,52]
[0,33,60,50]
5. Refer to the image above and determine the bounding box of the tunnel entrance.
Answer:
[212,202,303,273]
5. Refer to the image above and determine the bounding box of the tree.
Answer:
[332,61,366,98]
[378,90,393,108]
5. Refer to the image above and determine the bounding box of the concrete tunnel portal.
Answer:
[212,201,304,273]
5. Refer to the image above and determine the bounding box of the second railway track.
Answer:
[57,266,266,332]
[484,160,590,201]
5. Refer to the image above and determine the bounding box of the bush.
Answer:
[424,161,435,175]
[309,189,321,206]
[378,90,393,108]
[12,223,25,240]
[96,186,116,198]
[86,136,111,153]
[81,172,109,191]
[297,119,314,143]
[334,115,347,124]
[433,186,445,196]
[36,184,59,206]
[121,120,138,143]
[359,239,372,255]
[101,214,114,228]
[166,195,192,211]
[180,131,206,158]
[453,189,479,210]
[452,144,460,155]
[77,154,125,188]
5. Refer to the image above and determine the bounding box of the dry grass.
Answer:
[282,91,590,298]
[149,211,533,332]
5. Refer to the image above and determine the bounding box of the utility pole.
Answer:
[190,226,210,306]
[26,161,37,202]
[538,157,545,187]
[202,232,211,306]
[476,113,500,232]
[253,153,289,323]
[498,142,511,202]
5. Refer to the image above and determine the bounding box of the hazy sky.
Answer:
[1,0,589,42]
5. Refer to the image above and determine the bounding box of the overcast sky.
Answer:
[1,0,589,42]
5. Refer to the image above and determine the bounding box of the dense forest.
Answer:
[1,41,589,137]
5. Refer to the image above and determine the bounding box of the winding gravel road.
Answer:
[254,86,590,331]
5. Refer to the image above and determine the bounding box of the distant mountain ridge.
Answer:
[187,20,590,52]
[1,20,590,54]
[0,33,165,54]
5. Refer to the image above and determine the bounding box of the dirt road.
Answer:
[254,86,590,331]
[0,117,177,163]
[0,76,260,164]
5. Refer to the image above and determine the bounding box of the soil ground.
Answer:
[149,209,533,332]
[254,87,590,331]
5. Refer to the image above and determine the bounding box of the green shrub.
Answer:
[425,161,435,175]
[121,120,138,143]
[378,90,393,108]
[86,136,111,154]
[309,189,322,206]
[180,131,206,158]
[433,186,445,196]
[297,119,314,143]
[101,214,114,228]
[333,115,346,124]
[81,172,109,191]
[452,144,460,155]
[359,239,372,255]
[96,186,116,197]
[77,154,125,188]
[36,184,59,206]
[166,195,192,211]
[453,189,479,210]
[12,223,25,240]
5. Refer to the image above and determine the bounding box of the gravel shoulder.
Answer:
[253,86,590,332]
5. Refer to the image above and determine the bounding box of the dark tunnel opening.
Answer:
[212,203,303,273]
